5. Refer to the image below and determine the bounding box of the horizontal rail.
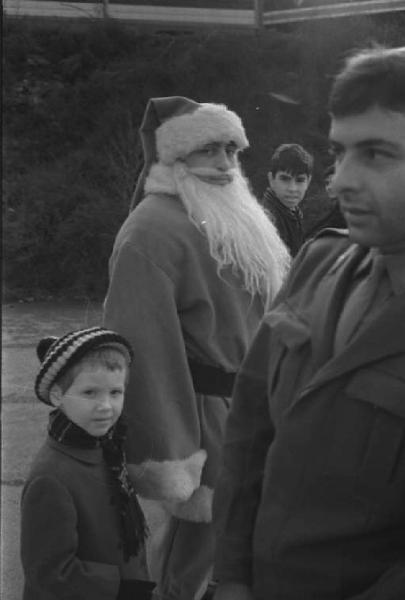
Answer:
[263,0,405,24]
[4,0,405,27]
[3,2,254,25]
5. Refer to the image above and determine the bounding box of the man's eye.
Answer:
[363,147,391,162]
[364,148,378,160]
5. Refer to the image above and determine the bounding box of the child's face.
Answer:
[52,366,126,436]
[269,170,311,208]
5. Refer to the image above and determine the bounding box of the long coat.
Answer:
[21,437,148,600]
[104,185,265,520]
[214,230,405,599]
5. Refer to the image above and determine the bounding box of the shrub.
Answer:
[3,12,405,299]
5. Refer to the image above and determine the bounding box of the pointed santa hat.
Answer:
[130,96,249,210]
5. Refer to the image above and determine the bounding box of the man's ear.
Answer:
[49,385,63,407]
[267,172,274,187]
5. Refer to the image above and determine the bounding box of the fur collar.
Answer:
[144,163,177,196]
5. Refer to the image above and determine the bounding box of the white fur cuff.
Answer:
[128,449,207,503]
[165,485,214,523]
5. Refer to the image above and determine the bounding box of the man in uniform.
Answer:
[213,46,405,600]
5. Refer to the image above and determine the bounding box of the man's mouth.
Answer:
[342,206,371,217]
[197,173,233,185]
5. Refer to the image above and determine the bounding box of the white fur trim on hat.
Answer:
[127,449,207,503]
[156,103,249,165]
[144,163,177,196]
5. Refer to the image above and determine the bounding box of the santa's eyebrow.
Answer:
[202,141,220,150]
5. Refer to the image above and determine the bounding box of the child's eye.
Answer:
[83,389,96,397]
[111,389,124,397]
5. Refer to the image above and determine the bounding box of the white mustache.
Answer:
[187,166,238,178]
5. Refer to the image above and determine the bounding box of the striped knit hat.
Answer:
[35,327,133,405]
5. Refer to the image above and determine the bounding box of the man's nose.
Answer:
[215,149,233,171]
[330,156,360,196]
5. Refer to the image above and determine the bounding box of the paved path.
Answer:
[1,300,102,600]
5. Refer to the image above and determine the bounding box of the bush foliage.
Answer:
[3,13,405,300]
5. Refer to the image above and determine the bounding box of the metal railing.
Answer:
[3,0,405,28]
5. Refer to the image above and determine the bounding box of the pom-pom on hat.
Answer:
[35,326,133,405]
[130,96,249,210]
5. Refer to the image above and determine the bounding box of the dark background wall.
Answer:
[3,13,404,300]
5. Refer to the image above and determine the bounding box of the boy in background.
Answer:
[20,326,155,600]
[262,143,313,256]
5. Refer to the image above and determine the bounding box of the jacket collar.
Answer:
[301,244,405,395]
[47,436,103,464]
[263,187,302,218]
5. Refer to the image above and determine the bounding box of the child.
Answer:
[262,143,313,256]
[20,326,155,600]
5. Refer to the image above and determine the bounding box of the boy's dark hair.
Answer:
[329,45,405,117]
[269,143,313,177]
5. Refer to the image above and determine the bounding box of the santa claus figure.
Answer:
[104,96,290,600]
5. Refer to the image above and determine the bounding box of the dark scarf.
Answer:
[48,409,148,560]
[262,187,303,220]
[262,187,304,257]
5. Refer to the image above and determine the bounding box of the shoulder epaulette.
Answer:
[312,227,348,240]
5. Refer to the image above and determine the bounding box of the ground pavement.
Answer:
[1,300,102,600]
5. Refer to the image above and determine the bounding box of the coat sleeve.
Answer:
[212,239,316,586]
[103,241,206,503]
[21,476,120,600]
[213,321,275,586]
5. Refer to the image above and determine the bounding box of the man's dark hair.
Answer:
[269,143,313,177]
[329,45,405,117]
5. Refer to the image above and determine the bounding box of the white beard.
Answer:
[145,162,291,305]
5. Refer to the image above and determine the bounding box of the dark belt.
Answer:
[188,359,236,397]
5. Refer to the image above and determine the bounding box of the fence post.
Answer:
[102,0,109,19]
[254,0,264,29]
